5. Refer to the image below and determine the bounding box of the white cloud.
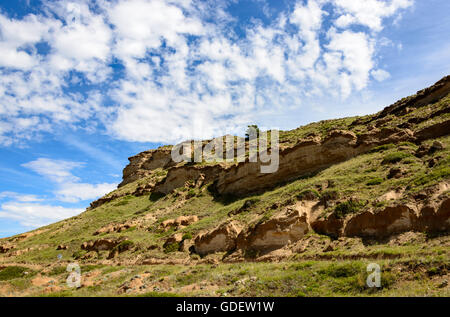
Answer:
[0,0,414,145]
[332,0,413,32]
[0,157,117,228]
[0,202,83,227]
[55,182,117,203]
[22,157,117,203]
[22,158,83,183]
[0,192,44,203]
[326,29,375,97]
[371,69,391,81]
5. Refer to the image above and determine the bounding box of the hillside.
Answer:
[0,76,449,297]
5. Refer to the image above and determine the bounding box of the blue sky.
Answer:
[0,0,449,237]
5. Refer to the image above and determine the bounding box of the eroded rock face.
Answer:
[94,223,132,235]
[310,212,344,238]
[154,165,221,195]
[120,147,174,187]
[237,210,309,252]
[374,75,450,119]
[81,238,125,252]
[216,132,360,196]
[344,205,418,238]
[163,233,184,249]
[415,198,450,232]
[0,244,14,253]
[194,221,242,256]
[343,197,450,238]
[160,215,199,231]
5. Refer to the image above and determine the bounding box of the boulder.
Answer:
[237,210,309,252]
[194,221,242,256]
[310,212,344,238]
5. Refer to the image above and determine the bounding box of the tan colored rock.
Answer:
[311,212,344,238]
[56,245,68,250]
[119,147,174,187]
[81,238,125,252]
[160,215,198,231]
[94,222,133,235]
[237,210,309,252]
[0,244,15,253]
[344,205,418,237]
[194,221,242,256]
[415,198,450,232]
[179,239,194,252]
[163,233,184,249]
[154,165,222,195]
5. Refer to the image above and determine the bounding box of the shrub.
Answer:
[163,242,179,254]
[149,192,165,202]
[414,165,450,186]
[186,189,196,199]
[366,177,383,186]
[370,144,395,153]
[321,189,339,202]
[182,233,193,240]
[0,266,30,281]
[334,200,366,218]
[48,266,67,276]
[319,263,361,278]
[72,250,87,260]
[382,152,411,164]
[297,189,320,200]
[115,240,135,253]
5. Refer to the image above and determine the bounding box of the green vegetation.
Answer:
[0,88,449,297]
[182,233,192,240]
[334,200,366,218]
[382,151,411,164]
[366,177,384,186]
[0,266,31,281]
[164,242,179,253]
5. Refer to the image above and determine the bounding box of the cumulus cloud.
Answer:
[0,157,116,227]
[0,202,83,227]
[371,69,391,81]
[333,0,413,32]
[0,0,414,145]
[22,157,117,203]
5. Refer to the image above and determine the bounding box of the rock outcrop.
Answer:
[81,238,126,252]
[160,215,199,231]
[344,205,418,238]
[119,147,174,187]
[194,221,242,256]
[311,212,345,238]
[374,75,450,119]
[344,198,450,238]
[0,244,14,253]
[149,127,418,198]
[236,209,309,252]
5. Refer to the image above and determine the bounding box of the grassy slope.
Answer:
[0,93,449,297]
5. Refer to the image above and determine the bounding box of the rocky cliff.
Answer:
[1,76,449,297]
